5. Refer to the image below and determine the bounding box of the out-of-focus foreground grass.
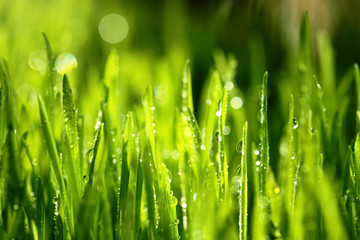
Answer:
[1,0,360,239]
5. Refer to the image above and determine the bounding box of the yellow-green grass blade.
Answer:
[182,60,193,113]
[239,122,248,240]
[37,95,74,236]
[62,75,81,202]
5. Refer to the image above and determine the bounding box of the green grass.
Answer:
[0,12,359,240]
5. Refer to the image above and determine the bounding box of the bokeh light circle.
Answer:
[98,13,129,44]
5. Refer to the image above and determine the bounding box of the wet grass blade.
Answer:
[62,75,81,201]
[285,95,297,218]
[37,95,63,192]
[354,64,360,130]
[42,33,56,124]
[182,60,194,113]
[37,95,74,236]
[36,177,45,240]
[348,146,359,238]
[217,88,228,201]
[239,121,248,240]
[134,157,143,240]
[142,143,156,239]
[259,72,269,196]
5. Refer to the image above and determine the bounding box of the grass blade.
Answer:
[62,75,81,201]
[182,60,193,113]
[259,72,269,196]
[37,95,74,236]
[239,121,248,240]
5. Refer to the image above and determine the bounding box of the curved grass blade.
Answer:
[37,95,74,236]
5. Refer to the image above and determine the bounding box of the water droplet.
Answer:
[181,202,187,208]
[206,99,212,105]
[55,53,78,74]
[174,219,180,224]
[216,111,221,117]
[292,118,298,129]
[254,150,260,156]
[64,118,69,123]
[224,124,231,135]
[13,204,19,210]
[200,145,206,151]
[224,81,234,91]
[256,161,260,166]
[236,140,243,153]
[171,196,178,206]
[257,110,264,123]
[83,175,89,184]
[274,187,280,194]
[215,131,221,141]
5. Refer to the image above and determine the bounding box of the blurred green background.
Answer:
[1,0,360,174]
